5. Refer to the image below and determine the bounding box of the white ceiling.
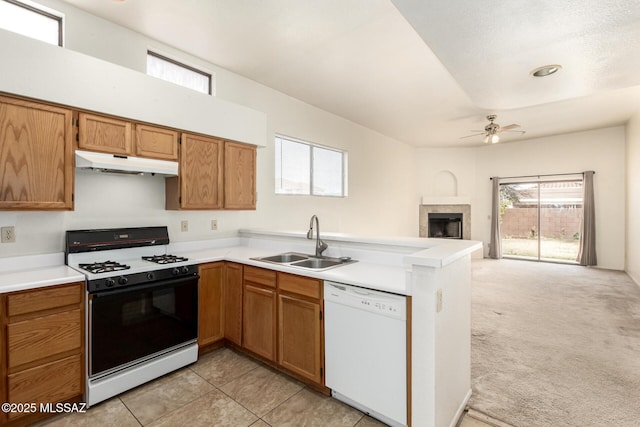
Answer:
[59,0,640,147]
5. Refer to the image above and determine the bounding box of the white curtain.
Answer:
[577,171,597,266]
[489,177,502,259]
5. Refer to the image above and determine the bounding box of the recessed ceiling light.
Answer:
[531,64,562,77]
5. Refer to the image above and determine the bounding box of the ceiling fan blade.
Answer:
[499,123,520,131]
[501,130,527,134]
[459,132,485,139]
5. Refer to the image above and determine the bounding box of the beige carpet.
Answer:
[469,259,640,427]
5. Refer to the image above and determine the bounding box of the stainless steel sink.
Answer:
[251,252,356,271]
[259,253,309,263]
[290,258,343,269]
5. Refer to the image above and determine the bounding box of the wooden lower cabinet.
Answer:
[223,262,243,346]
[1,282,84,426]
[242,266,277,362]
[277,273,323,385]
[198,262,224,350]
[278,294,322,384]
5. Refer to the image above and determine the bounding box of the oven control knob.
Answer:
[146,272,155,281]
[118,276,128,285]
[172,267,181,276]
[105,278,115,287]
[181,266,190,274]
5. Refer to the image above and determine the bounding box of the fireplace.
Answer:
[428,213,463,239]
[419,204,471,240]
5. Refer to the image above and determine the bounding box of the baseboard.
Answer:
[466,408,514,427]
[625,269,640,288]
[450,389,472,427]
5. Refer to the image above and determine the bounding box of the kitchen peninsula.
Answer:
[0,229,481,427]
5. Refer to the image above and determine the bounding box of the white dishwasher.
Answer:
[324,281,407,427]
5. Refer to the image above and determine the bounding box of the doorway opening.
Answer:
[499,179,584,263]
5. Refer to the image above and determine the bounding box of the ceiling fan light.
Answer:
[490,134,500,144]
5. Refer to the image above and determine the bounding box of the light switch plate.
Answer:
[436,288,443,312]
[181,220,188,232]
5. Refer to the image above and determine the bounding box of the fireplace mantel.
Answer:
[421,196,471,205]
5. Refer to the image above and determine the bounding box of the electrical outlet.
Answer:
[211,219,218,231]
[436,288,443,313]
[1,226,16,243]
[181,220,188,232]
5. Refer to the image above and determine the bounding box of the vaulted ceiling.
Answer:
[59,0,640,147]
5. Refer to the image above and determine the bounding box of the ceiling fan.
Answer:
[461,115,525,144]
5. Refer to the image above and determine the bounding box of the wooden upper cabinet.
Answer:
[78,113,178,161]
[78,112,132,155]
[0,95,74,210]
[135,124,179,161]
[166,133,224,210]
[224,141,256,210]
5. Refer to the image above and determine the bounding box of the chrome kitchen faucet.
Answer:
[307,215,328,257]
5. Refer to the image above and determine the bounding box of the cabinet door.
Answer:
[243,283,276,361]
[278,294,323,384]
[224,141,256,210]
[0,96,74,210]
[224,262,243,346]
[135,124,179,161]
[179,133,224,209]
[198,262,224,348]
[78,112,132,155]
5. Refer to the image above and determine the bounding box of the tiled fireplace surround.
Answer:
[419,204,471,240]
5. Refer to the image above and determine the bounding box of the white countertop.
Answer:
[0,253,85,293]
[0,231,482,296]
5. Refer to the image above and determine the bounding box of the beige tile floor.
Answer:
[41,347,495,427]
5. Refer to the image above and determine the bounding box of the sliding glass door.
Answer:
[500,180,583,262]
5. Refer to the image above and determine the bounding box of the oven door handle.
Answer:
[91,274,200,298]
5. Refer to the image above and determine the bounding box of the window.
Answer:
[0,0,63,46]
[275,135,347,197]
[147,51,213,95]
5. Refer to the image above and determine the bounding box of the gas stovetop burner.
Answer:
[79,261,131,274]
[142,254,189,264]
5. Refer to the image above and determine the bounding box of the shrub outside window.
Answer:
[275,135,347,197]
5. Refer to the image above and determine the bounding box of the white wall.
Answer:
[417,127,627,270]
[0,0,417,258]
[626,111,640,284]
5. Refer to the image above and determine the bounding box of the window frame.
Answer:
[1,0,64,46]
[146,50,214,95]
[275,134,348,198]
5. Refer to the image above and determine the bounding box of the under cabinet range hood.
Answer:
[75,150,178,176]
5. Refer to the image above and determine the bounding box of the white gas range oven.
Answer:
[65,226,199,407]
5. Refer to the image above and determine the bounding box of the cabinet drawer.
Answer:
[7,354,82,419]
[244,266,276,288]
[8,283,82,317]
[278,273,321,300]
[8,309,82,369]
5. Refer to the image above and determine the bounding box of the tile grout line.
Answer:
[117,396,144,427]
